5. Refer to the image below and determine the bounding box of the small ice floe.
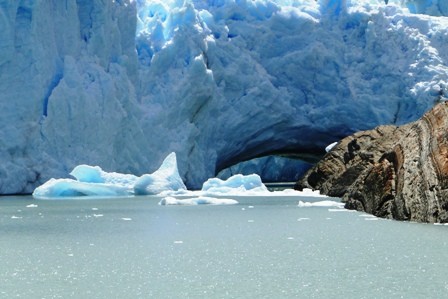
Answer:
[174,241,184,244]
[297,218,310,221]
[26,204,38,208]
[359,214,378,220]
[248,220,255,223]
[92,208,99,211]
[11,216,22,219]
[287,237,294,240]
[298,200,344,208]
[93,214,104,218]
[328,208,355,212]
[159,196,238,206]
[364,217,379,221]
[121,218,132,221]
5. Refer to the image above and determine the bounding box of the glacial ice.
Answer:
[33,151,326,199]
[134,152,187,195]
[159,196,238,205]
[32,178,133,199]
[217,155,312,182]
[298,200,345,208]
[70,165,138,186]
[32,152,186,199]
[2,0,448,194]
[201,174,269,195]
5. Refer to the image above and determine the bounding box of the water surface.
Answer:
[1,195,447,298]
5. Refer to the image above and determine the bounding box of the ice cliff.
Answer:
[1,0,448,194]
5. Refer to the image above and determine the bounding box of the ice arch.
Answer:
[217,155,314,183]
[136,0,447,188]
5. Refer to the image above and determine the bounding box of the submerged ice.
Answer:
[2,0,448,193]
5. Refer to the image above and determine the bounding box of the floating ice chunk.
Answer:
[298,188,328,197]
[70,165,138,186]
[359,214,376,217]
[134,153,187,195]
[297,217,310,221]
[325,142,338,152]
[159,196,238,206]
[32,178,133,199]
[33,153,187,198]
[121,218,132,221]
[298,200,344,208]
[26,204,38,208]
[328,208,355,212]
[33,165,137,198]
[201,174,268,195]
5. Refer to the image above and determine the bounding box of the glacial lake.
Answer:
[1,195,448,299]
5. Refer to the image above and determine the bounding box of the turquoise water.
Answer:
[1,195,447,298]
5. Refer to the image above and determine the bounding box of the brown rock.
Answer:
[295,102,448,223]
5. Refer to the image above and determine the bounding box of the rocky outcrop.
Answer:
[296,102,448,223]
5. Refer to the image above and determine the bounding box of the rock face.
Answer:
[296,102,448,223]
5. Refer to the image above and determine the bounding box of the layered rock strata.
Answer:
[296,102,448,223]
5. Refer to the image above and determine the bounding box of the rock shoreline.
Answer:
[296,102,448,223]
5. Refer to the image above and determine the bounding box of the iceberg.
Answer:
[32,155,329,199]
[70,165,138,186]
[134,153,187,195]
[32,178,133,199]
[2,1,448,194]
[32,152,186,199]
[201,174,269,195]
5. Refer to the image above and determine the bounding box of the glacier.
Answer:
[1,0,448,194]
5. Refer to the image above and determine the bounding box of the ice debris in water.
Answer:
[33,151,330,200]
[159,196,238,205]
[298,200,344,208]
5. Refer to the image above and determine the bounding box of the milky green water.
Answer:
[1,195,447,299]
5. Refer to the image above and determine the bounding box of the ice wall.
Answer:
[1,0,448,193]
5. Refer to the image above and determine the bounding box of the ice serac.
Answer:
[296,102,448,223]
[2,1,448,194]
[134,152,187,195]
